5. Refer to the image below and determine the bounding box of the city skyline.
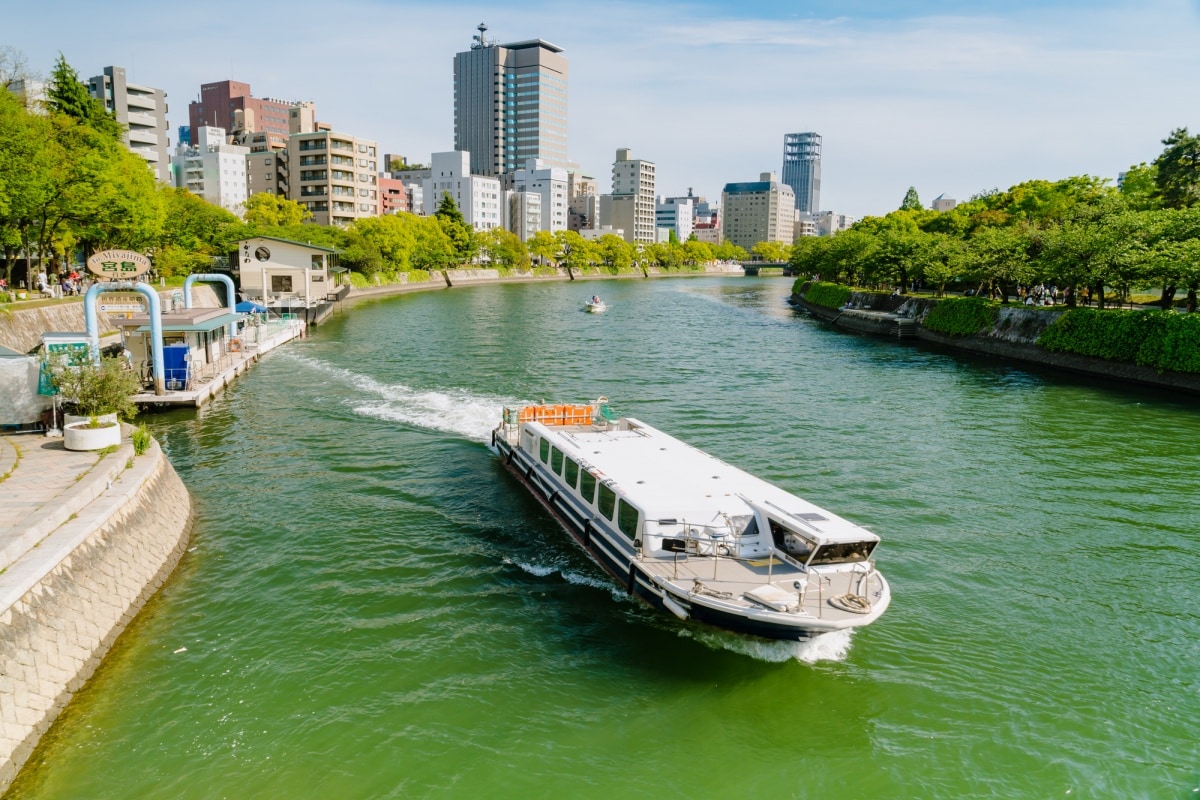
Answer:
[7,0,1200,218]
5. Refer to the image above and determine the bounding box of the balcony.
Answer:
[127,111,157,129]
[127,128,159,146]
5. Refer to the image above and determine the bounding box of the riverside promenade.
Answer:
[0,431,193,793]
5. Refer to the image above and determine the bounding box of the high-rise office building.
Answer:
[87,66,171,182]
[782,132,821,214]
[453,22,568,177]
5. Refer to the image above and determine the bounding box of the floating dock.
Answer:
[131,319,304,408]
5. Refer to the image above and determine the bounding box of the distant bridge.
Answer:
[739,262,795,276]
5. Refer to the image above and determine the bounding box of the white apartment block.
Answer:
[172,126,249,215]
[507,190,542,242]
[423,151,502,231]
[607,148,656,244]
[721,172,795,250]
[290,131,379,226]
[814,211,856,236]
[511,158,568,233]
[88,66,171,182]
[655,195,696,241]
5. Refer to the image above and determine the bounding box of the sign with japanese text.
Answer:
[86,249,152,279]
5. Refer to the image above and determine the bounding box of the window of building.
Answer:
[270,275,293,292]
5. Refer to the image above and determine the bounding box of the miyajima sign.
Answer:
[86,249,152,280]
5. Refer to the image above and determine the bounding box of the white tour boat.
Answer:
[584,296,607,313]
[491,400,890,641]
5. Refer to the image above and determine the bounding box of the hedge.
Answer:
[801,281,852,310]
[923,297,999,336]
[1038,308,1200,373]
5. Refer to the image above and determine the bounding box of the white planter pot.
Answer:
[64,412,119,427]
[63,421,122,451]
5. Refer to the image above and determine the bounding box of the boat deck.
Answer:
[640,551,883,626]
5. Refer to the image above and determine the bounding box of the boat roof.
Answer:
[530,417,878,545]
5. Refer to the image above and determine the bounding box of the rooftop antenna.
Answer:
[472,21,489,49]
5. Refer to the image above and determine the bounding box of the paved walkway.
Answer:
[0,432,134,571]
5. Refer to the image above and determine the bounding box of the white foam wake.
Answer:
[683,627,854,664]
[506,558,627,601]
[282,353,516,441]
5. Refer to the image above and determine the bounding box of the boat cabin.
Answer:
[517,410,880,571]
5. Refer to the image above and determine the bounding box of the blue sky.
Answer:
[7,0,1200,217]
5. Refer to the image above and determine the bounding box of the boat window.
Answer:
[564,458,579,488]
[579,471,596,504]
[597,484,616,519]
[551,447,564,474]
[617,500,640,539]
[539,438,550,463]
[810,541,877,566]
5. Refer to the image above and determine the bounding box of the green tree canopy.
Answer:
[1153,127,1200,209]
[244,193,312,227]
[900,186,922,211]
[47,54,122,140]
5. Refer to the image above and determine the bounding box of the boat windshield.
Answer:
[809,540,877,566]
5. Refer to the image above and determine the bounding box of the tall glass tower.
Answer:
[453,23,569,177]
[782,132,821,214]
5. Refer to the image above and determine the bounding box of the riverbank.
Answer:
[0,430,192,794]
[791,291,1200,396]
[342,263,746,303]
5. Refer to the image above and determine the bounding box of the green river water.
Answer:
[10,277,1200,799]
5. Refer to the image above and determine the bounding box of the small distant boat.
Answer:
[491,399,891,641]
[584,297,607,313]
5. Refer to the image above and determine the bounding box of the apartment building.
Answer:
[422,151,502,231]
[189,80,307,152]
[172,126,249,215]
[721,172,796,250]
[290,131,379,226]
[604,148,656,244]
[511,158,568,233]
[87,66,170,182]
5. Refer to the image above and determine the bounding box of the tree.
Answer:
[1153,127,1200,208]
[46,54,122,140]
[1119,163,1160,211]
[751,240,791,262]
[596,234,634,271]
[528,230,558,267]
[556,230,596,271]
[244,193,312,227]
[434,192,474,264]
[900,186,922,211]
[478,227,530,270]
[967,225,1033,302]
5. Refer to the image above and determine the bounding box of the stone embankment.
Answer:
[793,292,1200,395]
[0,433,193,793]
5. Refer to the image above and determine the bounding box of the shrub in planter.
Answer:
[47,354,140,422]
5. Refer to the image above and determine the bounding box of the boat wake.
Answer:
[682,627,855,664]
[282,353,513,441]
[506,558,628,601]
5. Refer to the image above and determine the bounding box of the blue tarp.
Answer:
[236,301,267,313]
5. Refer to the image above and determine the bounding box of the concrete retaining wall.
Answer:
[794,292,1200,396]
[0,440,193,793]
